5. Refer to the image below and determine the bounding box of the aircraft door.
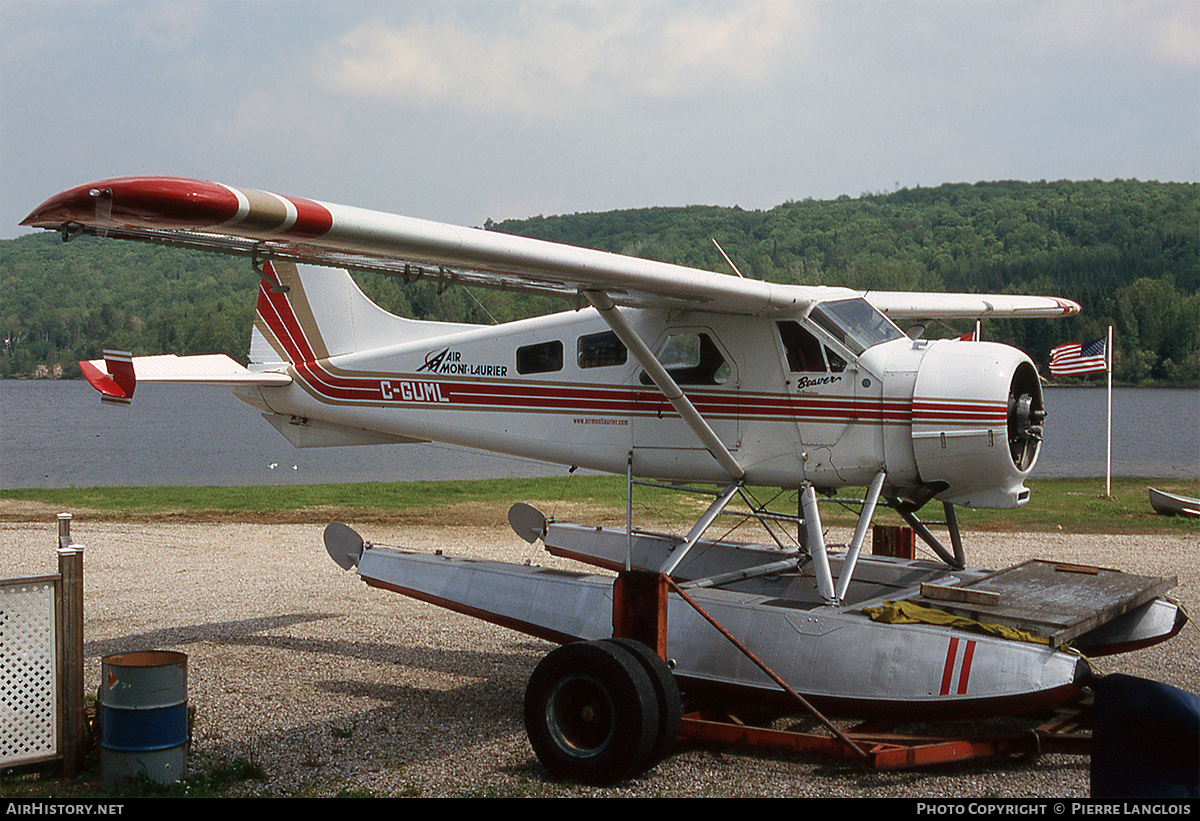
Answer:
[776,320,884,485]
[631,327,740,463]
[776,320,855,447]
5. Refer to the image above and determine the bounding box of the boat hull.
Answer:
[1149,487,1200,518]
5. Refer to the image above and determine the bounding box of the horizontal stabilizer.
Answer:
[79,350,290,404]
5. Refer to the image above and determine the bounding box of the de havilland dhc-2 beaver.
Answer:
[22,177,1188,783]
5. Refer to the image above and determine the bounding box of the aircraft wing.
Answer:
[22,176,1080,320]
[866,291,1081,321]
[22,177,813,316]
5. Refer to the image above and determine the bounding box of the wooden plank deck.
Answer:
[914,560,1177,648]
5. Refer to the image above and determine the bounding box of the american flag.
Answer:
[1049,337,1108,376]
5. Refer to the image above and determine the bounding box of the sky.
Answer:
[2,0,1197,240]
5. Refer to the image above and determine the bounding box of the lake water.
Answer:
[1,380,1196,488]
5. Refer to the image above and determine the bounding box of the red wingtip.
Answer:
[21,176,241,231]
[22,176,334,239]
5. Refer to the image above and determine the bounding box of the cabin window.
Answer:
[808,298,904,355]
[777,321,848,373]
[578,331,627,369]
[516,340,563,375]
[640,332,730,386]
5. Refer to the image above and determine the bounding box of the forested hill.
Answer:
[3,179,1196,384]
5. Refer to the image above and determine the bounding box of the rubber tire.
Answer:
[601,637,682,767]
[524,640,660,785]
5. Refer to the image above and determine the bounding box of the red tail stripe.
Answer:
[258,283,315,363]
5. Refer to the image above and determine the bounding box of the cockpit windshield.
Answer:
[808,298,905,355]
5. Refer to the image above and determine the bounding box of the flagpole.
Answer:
[1106,324,1113,498]
[1048,333,1116,497]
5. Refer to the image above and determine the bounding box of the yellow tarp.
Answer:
[862,600,1051,646]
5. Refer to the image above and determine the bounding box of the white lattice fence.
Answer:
[0,577,59,767]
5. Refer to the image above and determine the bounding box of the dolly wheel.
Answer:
[601,637,681,766]
[524,640,660,784]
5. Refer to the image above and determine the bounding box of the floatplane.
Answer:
[23,178,1187,783]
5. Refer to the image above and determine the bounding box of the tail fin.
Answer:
[251,261,471,367]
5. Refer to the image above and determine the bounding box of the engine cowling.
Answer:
[911,340,1044,509]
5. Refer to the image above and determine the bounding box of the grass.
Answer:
[0,475,628,522]
[938,476,1200,534]
[2,475,1197,534]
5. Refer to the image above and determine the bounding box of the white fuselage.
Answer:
[233,264,1042,507]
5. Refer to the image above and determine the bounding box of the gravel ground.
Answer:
[0,507,1196,798]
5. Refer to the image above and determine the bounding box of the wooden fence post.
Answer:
[56,514,84,777]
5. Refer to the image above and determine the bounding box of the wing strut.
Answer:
[584,290,744,481]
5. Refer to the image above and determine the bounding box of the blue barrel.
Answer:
[99,651,188,791]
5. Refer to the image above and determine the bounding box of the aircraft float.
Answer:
[23,177,1187,783]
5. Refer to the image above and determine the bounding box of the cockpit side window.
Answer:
[777,321,848,373]
[777,321,825,372]
[808,298,904,355]
[826,347,847,373]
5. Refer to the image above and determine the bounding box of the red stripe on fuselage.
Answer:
[913,398,1006,425]
[257,278,1003,427]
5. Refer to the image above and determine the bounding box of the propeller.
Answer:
[1006,360,1046,471]
[1007,388,1045,470]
